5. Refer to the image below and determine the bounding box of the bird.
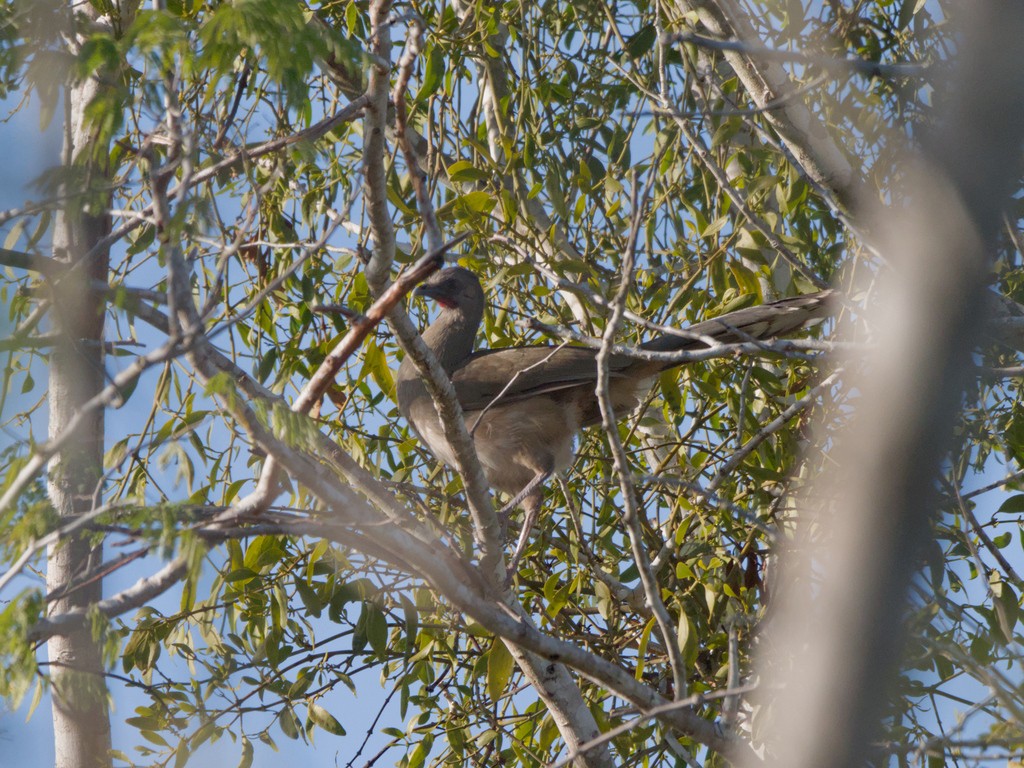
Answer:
[396,266,833,568]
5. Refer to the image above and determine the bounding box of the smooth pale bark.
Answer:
[45,5,116,767]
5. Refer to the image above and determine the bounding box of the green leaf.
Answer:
[364,603,389,658]
[27,680,43,722]
[624,24,656,60]
[435,190,496,223]
[237,737,253,768]
[635,617,655,680]
[401,594,419,649]
[294,577,322,617]
[224,567,259,584]
[417,44,446,101]
[362,340,394,395]
[141,730,170,747]
[728,262,762,297]
[458,190,497,214]
[279,708,301,740]
[658,370,683,414]
[257,346,278,383]
[714,293,758,317]
[27,50,72,131]
[997,494,1024,514]
[180,574,195,613]
[898,0,928,29]
[990,571,1019,643]
[307,539,330,581]
[191,721,218,749]
[123,629,160,673]
[408,736,434,768]
[257,731,277,752]
[543,573,570,618]
[243,535,286,571]
[4,220,25,251]
[223,479,247,505]
[307,701,346,736]
[594,580,612,620]
[677,611,698,669]
[447,160,490,183]
[486,638,514,702]
[345,1,360,35]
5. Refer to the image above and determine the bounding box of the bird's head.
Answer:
[415,266,485,312]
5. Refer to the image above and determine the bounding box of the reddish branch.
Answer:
[296,237,465,416]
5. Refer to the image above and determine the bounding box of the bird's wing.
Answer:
[450,345,630,411]
[447,291,835,411]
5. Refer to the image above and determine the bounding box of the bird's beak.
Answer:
[415,283,454,308]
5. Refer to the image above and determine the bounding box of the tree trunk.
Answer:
[46,7,114,767]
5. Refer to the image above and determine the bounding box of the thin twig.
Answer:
[29,556,189,641]
[0,502,132,593]
[596,170,690,698]
[946,477,1023,584]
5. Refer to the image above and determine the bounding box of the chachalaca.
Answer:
[397,267,833,565]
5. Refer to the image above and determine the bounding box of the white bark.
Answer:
[43,3,127,766]
[46,73,113,768]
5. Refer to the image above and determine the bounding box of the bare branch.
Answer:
[29,557,189,642]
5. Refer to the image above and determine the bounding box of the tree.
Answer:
[1,0,1023,766]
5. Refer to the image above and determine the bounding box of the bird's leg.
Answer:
[497,469,550,519]
[506,496,541,583]
[510,492,543,555]
[502,471,550,582]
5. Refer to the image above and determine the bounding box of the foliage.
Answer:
[1,0,1023,766]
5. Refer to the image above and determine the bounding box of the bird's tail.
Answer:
[639,289,836,356]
